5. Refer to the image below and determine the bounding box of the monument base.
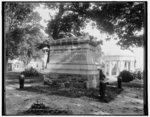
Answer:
[43,73,99,89]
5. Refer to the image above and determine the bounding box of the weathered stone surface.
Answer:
[44,36,100,88]
[44,78,53,85]
[43,73,99,89]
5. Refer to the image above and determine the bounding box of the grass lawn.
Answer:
[5,72,144,115]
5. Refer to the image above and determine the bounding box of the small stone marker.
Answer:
[117,76,122,89]
[19,74,25,89]
[99,81,107,99]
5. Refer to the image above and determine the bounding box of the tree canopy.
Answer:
[4,2,145,64]
[4,2,47,64]
[45,2,145,49]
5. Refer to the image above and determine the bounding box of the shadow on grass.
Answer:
[17,84,123,103]
[6,79,43,85]
[6,75,43,86]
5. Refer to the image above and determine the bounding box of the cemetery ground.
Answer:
[5,72,144,115]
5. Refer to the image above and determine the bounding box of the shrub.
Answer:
[134,71,143,80]
[118,70,134,82]
[21,67,41,77]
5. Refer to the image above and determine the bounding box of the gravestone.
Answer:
[44,35,100,89]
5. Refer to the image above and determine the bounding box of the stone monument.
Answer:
[44,35,100,89]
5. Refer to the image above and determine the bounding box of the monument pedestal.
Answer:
[45,37,100,89]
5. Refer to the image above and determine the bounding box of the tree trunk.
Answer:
[47,47,50,63]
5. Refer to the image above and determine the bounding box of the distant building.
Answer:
[7,47,49,72]
[103,50,136,79]
[7,59,25,72]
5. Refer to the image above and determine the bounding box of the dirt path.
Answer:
[5,72,144,115]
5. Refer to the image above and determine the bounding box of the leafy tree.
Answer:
[4,2,47,67]
[45,2,145,49]
[4,2,34,60]
[17,26,47,66]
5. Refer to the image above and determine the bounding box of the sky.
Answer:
[35,4,144,70]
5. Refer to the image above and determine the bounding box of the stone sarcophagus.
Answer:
[44,36,100,88]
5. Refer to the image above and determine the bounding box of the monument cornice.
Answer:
[49,37,98,47]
